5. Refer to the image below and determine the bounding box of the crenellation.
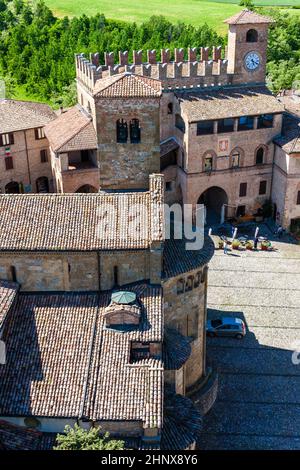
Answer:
[105,52,114,67]
[119,50,129,66]
[174,48,184,63]
[133,50,143,65]
[90,52,100,67]
[157,63,168,80]
[200,47,210,61]
[188,47,197,62]
[147,50,157,64]
[173,62,183,79]
[213,46,222,62]
[161,48,170,63]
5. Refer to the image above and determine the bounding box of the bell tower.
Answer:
[224,9,275,85]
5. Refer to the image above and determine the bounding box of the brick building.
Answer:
[0,100,56,194]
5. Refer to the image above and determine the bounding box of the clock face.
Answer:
[244,52,260,71]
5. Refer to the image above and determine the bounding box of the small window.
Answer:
[0,133,14,146]
[35,127,45,140]
[236,205,246,217]
[113,266,119,286]
[175,114,185,133]
[5,156,13,170]
[87,102,91,113]
[167,103,173,114]
[231,152,240,168]
[81,94,84,105]
[201,267,208,284]
[217,118,234,133]
[186,276,193,291]
[197,120,214,136]
[259,180,267,195]
[116,119,128,143]
[256,147,264,165]
[238,116,254,131]
[165,181,172,192]
[40,149,48,163]
[257,114,273,129]
[297,191,300,205]
[177,278,185,294]
[130,119,141,143]
[246,29,258,43]
[10,266,17,283]
[239,182,247,197]
[194,271,201,287]
[204,156,213,172]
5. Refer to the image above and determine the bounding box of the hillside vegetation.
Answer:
[0,1,299,106]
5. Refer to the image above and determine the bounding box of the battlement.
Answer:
[76,47,235,93]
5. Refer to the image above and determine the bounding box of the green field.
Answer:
[44,0,300,33]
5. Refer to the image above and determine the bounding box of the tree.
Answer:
[239,0,255,10]
[54,424,125,450]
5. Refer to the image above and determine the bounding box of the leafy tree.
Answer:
[239,0,255,10]
[54,424,125,451]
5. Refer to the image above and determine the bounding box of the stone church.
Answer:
[0,9,299,449]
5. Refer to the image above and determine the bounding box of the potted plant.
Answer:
[245,241,253,250]
[232,239,240,250]
[261,240,271,251]
[218,239,224,249]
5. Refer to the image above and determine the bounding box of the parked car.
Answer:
[206,317,246,339]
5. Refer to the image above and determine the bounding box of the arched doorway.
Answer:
[75,184,98,193]
[198,186,228,225]
[5,182,20,194]
[36,176,49,193]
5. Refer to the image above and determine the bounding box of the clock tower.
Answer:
[224,9,275,85]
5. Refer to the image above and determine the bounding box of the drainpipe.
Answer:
[24,130,32,190]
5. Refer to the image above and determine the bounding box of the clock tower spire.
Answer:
[224,9,275,85]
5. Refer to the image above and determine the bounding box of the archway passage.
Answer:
[36,176,49,193]
[75,184,98,193]
[198,186,228,225]
[5,182,20,194]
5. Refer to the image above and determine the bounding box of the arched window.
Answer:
[167,103,173,115]
[116,119,128,143]
[256,147,264,165]
[177,278,185,294]
[130,119,141,143]
[10,266,17,283]
[246,29,258,43]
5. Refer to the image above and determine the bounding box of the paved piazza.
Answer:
[199,224,300,450]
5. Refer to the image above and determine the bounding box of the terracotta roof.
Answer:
[163,328,191,370]
[0,99,56,134]
[0,285,163,428]
[177,86,284,122]
[160,138,179,157]
[94,72,162,98]
[161,391,202,450]
[163,235,214,278]
[224,9,275,25]
[0,280,19,331]
[274,112,300,154]
[0,420,54,450]
[44,105,97,153]
[0,179,164,251]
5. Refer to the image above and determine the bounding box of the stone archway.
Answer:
[198,186,228,225]
[75,184,98,193]
[5,182,20,194]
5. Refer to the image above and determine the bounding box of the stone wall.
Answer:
[0,129,52,193]
[96,97,160,190]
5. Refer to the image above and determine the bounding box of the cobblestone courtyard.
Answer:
[199,225,300,450]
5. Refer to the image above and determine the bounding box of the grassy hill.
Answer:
[44,0,300,33]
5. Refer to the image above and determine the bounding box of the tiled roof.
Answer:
[0,420,54,450]
[163,327,191,370]
[161,391,202,450]
[163,235,214,278]
[274,112,300,154]
[0,285,163,428]
[0,99,56,134]
[94,73,162,98]
[0,180,164,251]
[160,138,179,157]
[177,86,283,122]
[44,105,96,153]
[0,280,19,331]
[224,9,275,25]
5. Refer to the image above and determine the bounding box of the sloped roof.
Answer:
[94,72,162,98]
[224,9,275,25]
[273,112,300,154]
[0,280,19,331]
[44,105,96,153]
[0,420,55,450]
[0,285,163,428]
[177,86,283,122]
[0,177,164,251]
[0,99,56,134]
